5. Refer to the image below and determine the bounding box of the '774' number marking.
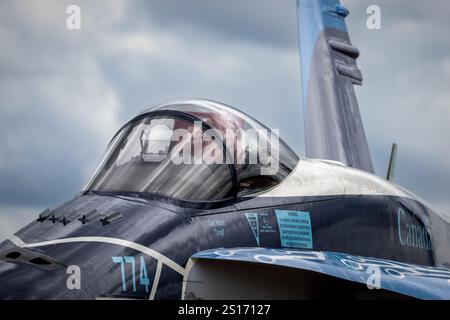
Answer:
[112,256,150,293]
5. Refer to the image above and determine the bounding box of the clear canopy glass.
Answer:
[84,99,299,201]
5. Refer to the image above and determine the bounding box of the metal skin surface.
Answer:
[0,159,448,299]
[187,249,450,299]
[0,0,449,300]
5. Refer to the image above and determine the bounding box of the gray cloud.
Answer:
[0,0,449,238]
[126,0,298,49]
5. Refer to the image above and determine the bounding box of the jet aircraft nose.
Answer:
[0,252,73,299]
[0,193,185,299]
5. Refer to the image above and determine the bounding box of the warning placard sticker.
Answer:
[275,210,313,249]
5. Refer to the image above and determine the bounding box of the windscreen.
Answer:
[86,114,234,201]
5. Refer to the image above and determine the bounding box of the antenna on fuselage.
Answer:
[386,143,398,181]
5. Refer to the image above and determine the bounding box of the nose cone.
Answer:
[0,193,185,299]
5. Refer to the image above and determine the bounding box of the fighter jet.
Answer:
[1,0,449,299]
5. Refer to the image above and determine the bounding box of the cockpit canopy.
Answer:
[84,99,298,201]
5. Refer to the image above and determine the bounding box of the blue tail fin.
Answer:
[297,0,374,172]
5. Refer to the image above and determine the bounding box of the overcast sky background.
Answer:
[0,0,449,240]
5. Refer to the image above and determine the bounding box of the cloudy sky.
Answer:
[0,0,449,240]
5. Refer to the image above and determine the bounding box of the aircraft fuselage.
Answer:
[0,159,448,299]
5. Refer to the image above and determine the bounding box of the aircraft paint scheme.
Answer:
[397,209,433,251]
[0,0,449,299]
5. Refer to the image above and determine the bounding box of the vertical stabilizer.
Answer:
[298,0,374,172]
